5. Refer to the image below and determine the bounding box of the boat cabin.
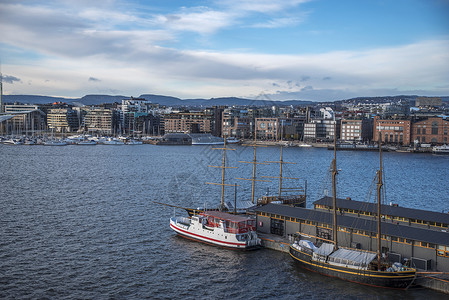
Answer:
[200,211,256,233]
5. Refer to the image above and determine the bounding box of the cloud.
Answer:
[301,85,313,91]
[218,0,311,14]
[1,1,448,100]
[88,77,101,82]
[2,74,21,84]
[154,7,234,34]
[251,17,302,28]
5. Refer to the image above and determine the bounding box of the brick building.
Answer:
[163,111,213,134]
[411,117,449,144]
[373,117,411,146]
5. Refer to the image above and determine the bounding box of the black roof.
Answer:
[255,204,449,246]
[313,196,449,225]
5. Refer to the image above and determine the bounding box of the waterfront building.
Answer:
[163,111,213,134]
[132,112,161,136]
[373,116,411,146]
[121,98,152,135]
[255,117,279,140]
[204,106,224,137]
[222,108,253,139]
[279,117,305,140]
[304,119,339,142]
[0,110,46,135]
[255,203,449,272]
[83,107,117,135]
[47,108,79,133]
[411,117,448,145]
[340,118,372,142]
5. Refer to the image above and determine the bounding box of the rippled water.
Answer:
[1,144,448,299]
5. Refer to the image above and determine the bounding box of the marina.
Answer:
[1,143,448,298]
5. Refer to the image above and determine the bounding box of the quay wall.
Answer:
[415,274,449,294]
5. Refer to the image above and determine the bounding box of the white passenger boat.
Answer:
[432,144,449,155]
[170,211,261,249]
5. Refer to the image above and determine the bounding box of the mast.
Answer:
[263,145,297,200]
[206,138,237,211]
[332,126,338,248]
[377,132,383,269]
[236,135,270,204]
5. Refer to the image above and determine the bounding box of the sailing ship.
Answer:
[289,133,416,289]
[169,139,261,249]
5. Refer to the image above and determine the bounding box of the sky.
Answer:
[0,0,448,101]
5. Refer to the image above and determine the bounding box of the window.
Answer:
[432,122,438,135]
[417,128,421,134]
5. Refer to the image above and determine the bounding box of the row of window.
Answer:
[315,205,449,228]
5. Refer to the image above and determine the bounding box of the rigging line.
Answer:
[316,160,334,225]
[351,175,377,231]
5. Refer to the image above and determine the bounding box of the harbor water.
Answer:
[1,144,448,299]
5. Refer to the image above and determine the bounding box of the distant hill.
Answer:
[2,95,73,104]
[7,93,447,107]
[139,94,314,107]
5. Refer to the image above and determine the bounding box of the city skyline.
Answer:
[1,0,448,101]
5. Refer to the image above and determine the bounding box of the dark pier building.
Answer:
[255,197,449,272]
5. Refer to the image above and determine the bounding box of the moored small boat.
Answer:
[432,144,449,155]
[43,139,67,146]
[170,211,261,249]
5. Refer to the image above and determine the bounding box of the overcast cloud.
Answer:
[0,0,448,100]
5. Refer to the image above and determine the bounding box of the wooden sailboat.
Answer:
[289,131,416,289]
[169,139,261,249]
